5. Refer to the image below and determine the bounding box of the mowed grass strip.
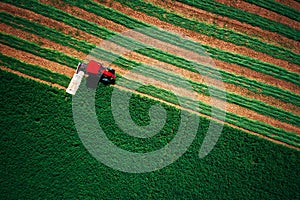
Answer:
[0,10,298,108]
[2,7,300,109]
[0,54,70,87]
[1,33,299,147]
[1,14,300,128]
[1,17,300,128]
[175,0,300,40]
[3,0,300,84]
[60,0,300,84]
[108,0,300,65]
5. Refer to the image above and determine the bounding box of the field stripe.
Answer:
[174,0,300,40]
[2,14,300,126]
[0,33,80,67]
[236,0,300,22]
[2,31,300,141]
[275,0,300,11]
[9,0,298,98]
[0,66,66,90]
[2,19,300,128]
[2,7,299,108]
[140,0,300,67]
[108,0,300,65]
[5,0,300,90]
[2,4,298,116]
[63,0,300,84]
[2,67,300,151]
[1,1,298,146]
[214,0,300,31]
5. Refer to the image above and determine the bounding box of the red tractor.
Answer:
[66,60,116,95]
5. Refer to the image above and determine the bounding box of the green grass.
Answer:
[0,54,70,87]
[0,33,80,67]
[2,50,299,147]
[1,69,299,199]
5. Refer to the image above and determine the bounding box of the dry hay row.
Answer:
[4,1,299,95]
[1,2,295,119]
[144,0,300,54]
[95,0,300,60]
[275,0,300,11]
[38,0,300,74]
[1,23,300,135]
[1,3,299,116]
[214,0,300,30]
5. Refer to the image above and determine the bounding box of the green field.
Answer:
[1,70,300,199]
[1,0,299,199]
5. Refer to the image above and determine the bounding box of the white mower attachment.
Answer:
[66,63,84,95]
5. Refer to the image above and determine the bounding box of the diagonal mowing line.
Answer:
[1,14,300,127]
[1,45,300,147]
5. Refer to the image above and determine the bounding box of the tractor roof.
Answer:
[86,60,101,74]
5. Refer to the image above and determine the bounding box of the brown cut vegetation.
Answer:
[2,2,299,116]
[142,0,300,63]
[32,1,300,92]
[0,44,73,76]
[0,22,85,59]
[16,1,299,92]
[214,0,300,30]
[3,40,300,134]
[2,1,300,147]
[275,0,300,11]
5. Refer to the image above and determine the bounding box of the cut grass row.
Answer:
[0,13,300,125]
[175,0,300,40]
[107,0,300,65]
[1,69,299,199]
[4,0,300,82]
[243,0,300,22]
[1,35,300,147]
[2,9,300,108]
[2,11,300,108]
[62,0,300,83]
[1,19,300,128]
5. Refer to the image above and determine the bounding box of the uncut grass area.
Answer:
[1,70,299,199]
